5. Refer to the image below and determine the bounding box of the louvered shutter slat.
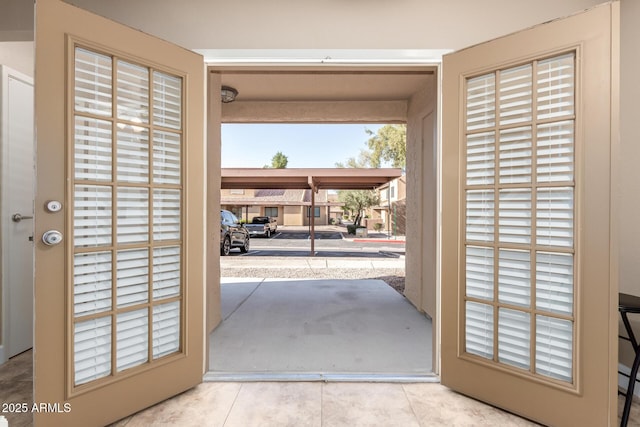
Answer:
[498,308,531,370]
[465,301,494,359]
[74,317,112,385]
[116,309,149,372]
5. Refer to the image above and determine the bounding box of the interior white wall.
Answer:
[66,0,603,51]
[0,43,33,364]
[618,0,640,390]
[0,42,33,78]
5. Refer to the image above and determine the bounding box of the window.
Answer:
[229,189,244,195]
[265,207,278,217]
[72,46,183,388]
[307,207,320,218]
[463,52,575,384]
[390,184,395,199]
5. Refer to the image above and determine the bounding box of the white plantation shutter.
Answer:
[74,185,112,247]
[466,74,495,131]
[117,60,149,124]
[153,246,181,299]
[498,308,531,370]
[71,46,184,388]
[116,249,149,307]
[153,301,181,359]
[466,301,494,359]
[463,52,576,384]
[117,128,149,183]
[498,189,531,244]
[499,126,532,184]
[117,188,149,244]
[74,317,112,385]
[153,189,181,241]
[535,315,573,382]
[116,308,149,372]
[73,252,112,316]
[499,64,532,125]
[74,48,112,116]
[466,190,494,242]
[536,188,574,248]
[153,71,182,130]
[153,130,181,185]
[498,249,531,307]
[465,246,494,300]
[466,131,495,186]
[536,252,573,315]
[74,117,112,181]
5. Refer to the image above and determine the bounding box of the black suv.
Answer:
[220,210,250,256]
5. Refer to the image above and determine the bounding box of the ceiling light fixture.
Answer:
[221,85,238,103]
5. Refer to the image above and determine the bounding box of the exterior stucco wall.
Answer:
[303,207,328,226]
[405,76,437,319]
[283,206,303,226]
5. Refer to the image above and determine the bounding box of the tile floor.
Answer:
[1,350,640,426]
[0,350,33,427]
[112,381,640,427]
[111,382,538,427]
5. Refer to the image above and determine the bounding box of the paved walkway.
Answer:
[208,278,431,380]
[220,255,404,269]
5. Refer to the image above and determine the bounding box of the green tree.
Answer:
[338,189,379,228]
[366,124,406,168]
[334,149,372,169]
[264,151,288,168]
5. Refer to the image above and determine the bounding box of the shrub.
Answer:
[373,223,384,231]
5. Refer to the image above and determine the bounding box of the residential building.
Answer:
[220,188,338,226]
[370,175,406,235]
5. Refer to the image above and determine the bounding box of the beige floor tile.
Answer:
[224,382,321,427]
[618,393,640,425]
[322,382,420,427]
[402,383,538,427]
[115,382,241,427]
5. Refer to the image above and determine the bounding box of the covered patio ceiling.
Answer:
[221,168,403,191]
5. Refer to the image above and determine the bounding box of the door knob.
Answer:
[42,230,63,246]
[12,213,33,223]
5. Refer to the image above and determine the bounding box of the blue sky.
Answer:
[221,124,385,168]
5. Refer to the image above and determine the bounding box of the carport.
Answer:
[221,167,403,255]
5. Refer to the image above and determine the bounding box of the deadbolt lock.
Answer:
[42,230,63,246]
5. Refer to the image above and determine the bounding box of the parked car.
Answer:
[220,210,250,255]
[244,216,278,238]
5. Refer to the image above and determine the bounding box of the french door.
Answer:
[34,0,205,425]
[442,3,618,426]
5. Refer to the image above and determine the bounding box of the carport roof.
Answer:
[221,168,403,190]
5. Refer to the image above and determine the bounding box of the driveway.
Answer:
[236,226,405,258]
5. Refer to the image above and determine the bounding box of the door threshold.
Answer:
[203,372,439,383]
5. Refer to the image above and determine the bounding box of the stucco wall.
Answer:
[283,206,302,226]
[405,77,437,319]
[303,206,328,226]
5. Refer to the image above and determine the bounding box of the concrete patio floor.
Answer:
[207,278,433,380]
